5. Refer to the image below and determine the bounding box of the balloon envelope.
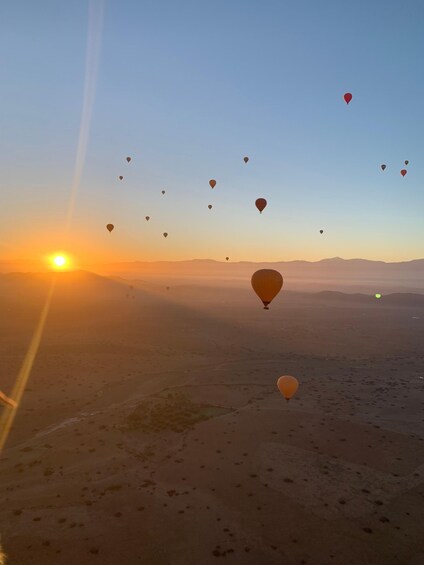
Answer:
[162,190,166,194]
[106,224,114,232]
[251,269,283,309]
[226,257,229,261]
[244,157,249,163]
[126,157,131,163]
[209,179,216,188]
[381,164,386,171]
[401,169,407,177]
[343,92,352,104]
[404,160,409,165]
[163,232,168,238]
[255,198,267,213]
[277,375,299,401]
[145,216,150,221]
[208,204,212,209]
[320,229,323,234]
[119,176,123,180]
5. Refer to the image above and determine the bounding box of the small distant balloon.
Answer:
[119,176,123,181]
[404,160,409,165]
[375,293,382,299]
[208,204,212,210]
[226,257,229,261]
[381,164,386,171]
[319,229,324,234]
[277,375,299,401]
[161,190,166,195]
[243,157,249,163]
[255,198,267,213]
[401,169,407,177]
[209,179,216,189]
[106,224,114,232]
[343,92,352,104]
[251,269,283,310]
[145,216,150,221]
[163,232,168,238]
[126,156,131,163]
[166,286,170,291]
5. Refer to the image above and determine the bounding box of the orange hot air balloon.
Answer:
[343,92,352,104]
[119,176,123,180]
[381,164,386,171]
[255,198,267,213]
[243,156,249,163]
[126,156,131,163]
[163,232,168,238]
[209,179,216,189]
[208,204,212,209]
[0,390,17,408]
[401,169,407,177]
[277,375,299,401]
[106,224,114,232]
[251,269,283,309]
[145,216,150,221]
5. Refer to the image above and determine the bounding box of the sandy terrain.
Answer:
[0,271,423,564]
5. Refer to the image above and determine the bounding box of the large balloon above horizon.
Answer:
[277,375,299,401]
[251,269,283,309]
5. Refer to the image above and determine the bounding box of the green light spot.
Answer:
[375,293,382,299]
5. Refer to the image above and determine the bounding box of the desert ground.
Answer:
[0,271,423,564]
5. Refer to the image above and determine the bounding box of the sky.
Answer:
[1,0,424,268]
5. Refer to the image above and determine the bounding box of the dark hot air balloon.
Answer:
[209,179,216,188]
[163,232,168,238]
[343,92,352,104]
[255,198,267,213]
[126,156,131,163]
[106,224,114,232]
[251,269,283,310]
[145,216,150,221]
[226,257,229,261]
[381,164,386,171]
[404,160,409,165]
[243,157,249,163]
[161,190,165,195]
[208,204,212,209]
[319,229,324,234]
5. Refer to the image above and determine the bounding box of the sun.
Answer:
[50,254,70,270]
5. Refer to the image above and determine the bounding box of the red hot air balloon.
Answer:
[343,92,352,104]
[209,179,216,189]
[401,169,407,177]
[255,198,267,213]
[381,164,386,171]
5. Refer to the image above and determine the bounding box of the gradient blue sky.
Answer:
[1,0,423,265]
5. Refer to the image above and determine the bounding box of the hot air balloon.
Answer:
[401,169,407,177]
[226,257,229,261]
[381,164,386,171]
[163,232,168,238]
[255,198,267,213]
[126,156,131,163]
[343,92,352,104]
[0,390,17,408]
[209,179,216,189]
[106,224,114,232]
[166,286,170,291]
[277,375,299,402]
[251,269,283,310]
[244,157,249,163]
[405,160,409,165]
[208,204,212,210]
[319,229,324,234]
[162,190,166,195]
[145,216,150,221]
